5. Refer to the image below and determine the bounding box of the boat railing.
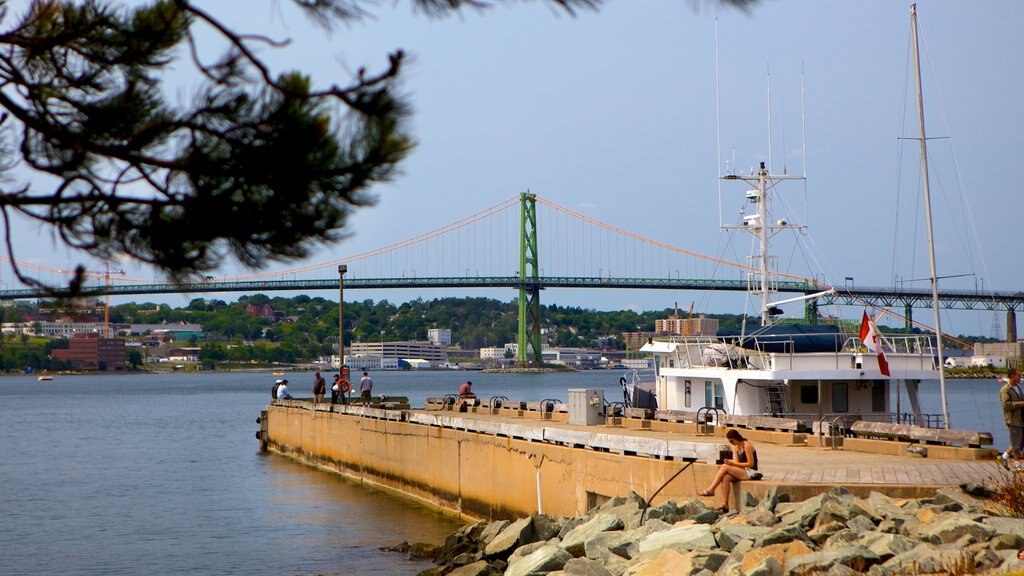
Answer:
[695,406,725,436]
[777,411,948,430]
[667,332,938,371]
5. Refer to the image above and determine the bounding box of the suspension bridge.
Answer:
[2,193,1021,365]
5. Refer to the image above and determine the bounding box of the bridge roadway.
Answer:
[2,275,1021,312]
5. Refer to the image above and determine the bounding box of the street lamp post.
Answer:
[338,265,347,369]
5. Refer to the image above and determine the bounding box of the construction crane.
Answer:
[93,263,125,338]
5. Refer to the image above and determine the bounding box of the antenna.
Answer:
[715,18,723,228]
[766,61,773,174]
[801,61,808,223]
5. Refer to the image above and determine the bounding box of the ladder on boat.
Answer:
[764,385,787,416]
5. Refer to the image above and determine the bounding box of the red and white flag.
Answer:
[860,310,890,376]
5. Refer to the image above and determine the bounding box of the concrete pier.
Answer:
[262,400,1001,521]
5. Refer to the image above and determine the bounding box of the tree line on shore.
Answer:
[0,295,998,371]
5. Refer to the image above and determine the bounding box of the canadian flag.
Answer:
[860,310,890,376]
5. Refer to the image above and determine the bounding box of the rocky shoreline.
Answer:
[407,484,1024,576]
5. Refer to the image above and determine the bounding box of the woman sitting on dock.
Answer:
[697,429,759,512]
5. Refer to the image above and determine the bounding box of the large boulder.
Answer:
[783,545,880,575]
[636,523,716,556]
[478,520,510,547]
[447,560,502,576]
[740,540,814,575]
[484,516,534,558]
[623,548,727,576]
[562,557,615,576]
[505,544,572,576]
[716,522,772,551]
[561,513,625,556]
[908,512,996,545]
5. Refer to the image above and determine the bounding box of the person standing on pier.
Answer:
[998,368,1024,470]
[359,371,373,407]
[697,429,759,512]
[312,372,326,405]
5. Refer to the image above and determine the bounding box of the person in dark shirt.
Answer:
[697,429,760,512]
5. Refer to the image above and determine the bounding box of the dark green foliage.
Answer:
[102,295,755,364]
[0,0,755,297]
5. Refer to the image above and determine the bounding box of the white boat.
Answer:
[637,4,952,433]
[37,375,53,381]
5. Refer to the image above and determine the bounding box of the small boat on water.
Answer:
[37,375,53,381]
[272,372,285,377]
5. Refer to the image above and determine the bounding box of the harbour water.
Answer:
[0,370,1006,575]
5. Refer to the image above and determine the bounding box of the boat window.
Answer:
[832,382,849,413]
[704,380,724,409]
[684,380,691,408]
[800,385,818,404]
[871,381,886,412]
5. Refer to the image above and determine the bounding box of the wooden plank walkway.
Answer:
[399,407,1004,488]
[760,455,1000,486]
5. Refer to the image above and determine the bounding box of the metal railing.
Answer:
[664,332,939,372]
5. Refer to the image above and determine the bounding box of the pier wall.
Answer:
[265,405,720,521]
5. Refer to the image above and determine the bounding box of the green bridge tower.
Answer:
[517,192,543,367]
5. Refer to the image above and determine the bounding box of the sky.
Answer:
[3,0,1023,338]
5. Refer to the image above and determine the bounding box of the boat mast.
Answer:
[757,163,771,326]
[910,3,950,428]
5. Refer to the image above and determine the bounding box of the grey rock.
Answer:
[846,514,876,533]
[532,515,566,542]
[505,544,572,576]
[814,495,852,529]
[484,516,534,558]
[984,515,1024,537]
[959,481,992,497]
[989,532,1024,550]
[807,520,846,545]
[909,512,996,545]
[716,538,754,576]
[636,523,716,555]
[562,557,614,576]
[458,520,489,542]
[995,549,1024,573]
[744,555,783,576]
[870,546,957,576]
[755,486,780,514]
[856,532,920,562]
[436,539,477,566]
[716,523,772,552]
[478,520,510,547]
[507,540,553,566]
[755,524,815,549]
[784,544,880,576]
[848,497,883,524]
[731,508,778,527]
[561,514,625,556]
[558,516,589,540]
[451,551,481,566]
[584,531,633,561]
[447,560,501,576]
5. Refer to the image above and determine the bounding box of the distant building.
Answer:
[541,347,602,368]
[245,303,276,319]
[348,341,447,363]
[973,341,1023,368]
[428,328,452,347]
[479,346,508,360]
[52,333,126,371]
[655,316,719,337]
[620,332,656,351]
